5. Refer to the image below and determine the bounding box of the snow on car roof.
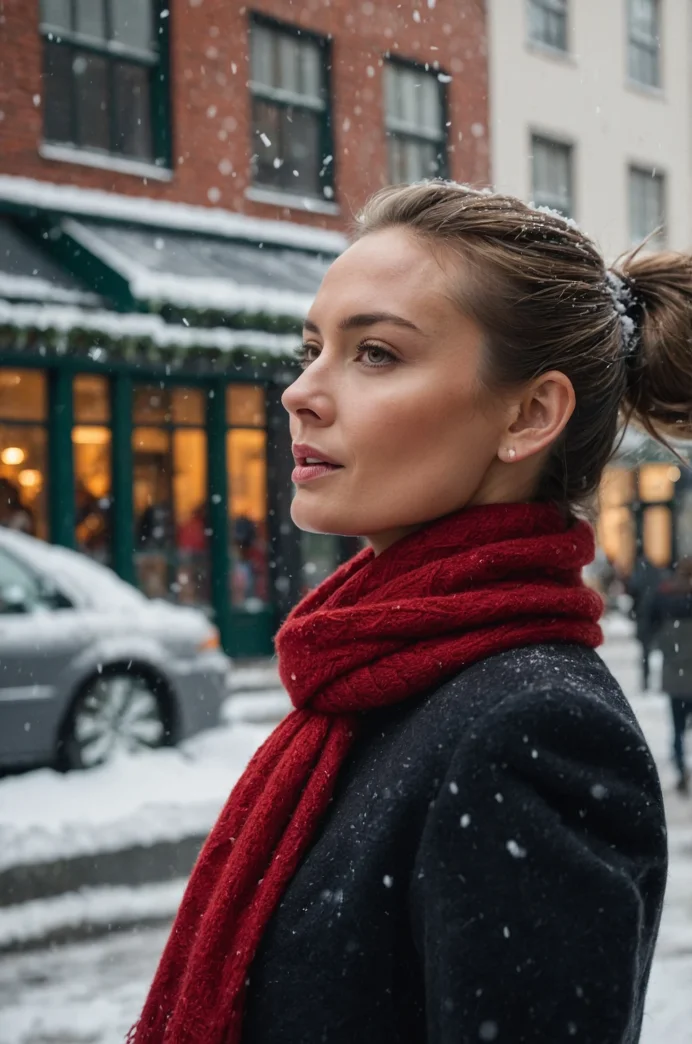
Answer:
[0,528,146,608]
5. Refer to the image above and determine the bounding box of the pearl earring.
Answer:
[507,448,517,461]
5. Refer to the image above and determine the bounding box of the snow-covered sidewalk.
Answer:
[0,668,288,877]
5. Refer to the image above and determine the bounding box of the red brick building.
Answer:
[0,0,489,224]
[0,0,489,667]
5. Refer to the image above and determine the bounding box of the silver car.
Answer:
[0,528,230,770]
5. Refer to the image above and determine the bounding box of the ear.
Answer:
[502,370,575,462]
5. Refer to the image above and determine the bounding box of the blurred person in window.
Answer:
[75,481,111,562]
[653,559,692,795]
[177,504,208,605]
[0,477,34,535]
[230,516,268,606]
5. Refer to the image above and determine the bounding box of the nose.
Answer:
[281,360,336,427]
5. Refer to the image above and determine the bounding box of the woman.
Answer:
[130,183,679,1044]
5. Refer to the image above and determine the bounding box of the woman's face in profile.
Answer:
[281,226,513,553]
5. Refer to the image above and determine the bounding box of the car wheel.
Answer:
[60,671,168,770]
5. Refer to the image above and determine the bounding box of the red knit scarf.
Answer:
[129,502,602,1044]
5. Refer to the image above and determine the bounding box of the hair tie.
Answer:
[605,270,646,366]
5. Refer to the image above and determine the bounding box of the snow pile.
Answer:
[0,880,186,947]
[0,719,275,871]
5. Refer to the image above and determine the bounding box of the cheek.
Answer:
[354,379,496,479]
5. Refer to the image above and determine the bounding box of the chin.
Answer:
[289,494,359,537]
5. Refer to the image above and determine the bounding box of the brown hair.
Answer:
[354,181,692,513]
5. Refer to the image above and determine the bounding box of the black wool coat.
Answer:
[242,644,668,1044]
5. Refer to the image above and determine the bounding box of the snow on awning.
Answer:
[62,218,331,319]
[0,216,101,306]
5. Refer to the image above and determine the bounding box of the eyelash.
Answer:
[293,341,397,370]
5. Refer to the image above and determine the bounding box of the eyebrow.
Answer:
[303,311,423,335]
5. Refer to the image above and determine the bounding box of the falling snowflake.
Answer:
[506,840,527,859]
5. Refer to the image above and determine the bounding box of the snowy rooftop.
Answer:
[0,174,347,254]
[63,218,329,317]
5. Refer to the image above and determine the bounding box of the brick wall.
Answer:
[0,0,489,231]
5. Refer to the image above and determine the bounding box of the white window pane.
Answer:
[384,65,398,120]
[40,0,71,28]
[388,136,404,183]
[528,0,567,51]
[532,136,572,215]
[111,0,153,50]
[75,0,106,40]
[278,35,300,93]
[399,69,419,125]
[418,76,441,134]
[405,140,424,183]
[300,41,322,100]
[630,0,657,37]
[629,169,665,245]
[251,25,274,88]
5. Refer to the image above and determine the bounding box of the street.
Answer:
[0,623,690,1044]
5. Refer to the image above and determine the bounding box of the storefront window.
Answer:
[597,466,636,574]
[638,463,679,569]
[643,505,672,567]
[133,385,209,605]
[73,374,112,563]
[227,385,268,610]
[639,462,676,503]
[0,369,48,539]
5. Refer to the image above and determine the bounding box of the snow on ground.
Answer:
[0,664,288,872]
[0,880,186,949]
[0,623,690,1042]
[0,719,274,871]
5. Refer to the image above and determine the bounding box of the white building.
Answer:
[488,0,691,261]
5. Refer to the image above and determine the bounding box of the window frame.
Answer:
[38,0,172,170]
[626,0,662,90]
[628,164,666,248]
[530,132,575,219]
[527,0,569,54]
[248,12,335,202]
[383,57,449,185]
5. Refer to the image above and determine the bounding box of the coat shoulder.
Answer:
[413,642,638,754]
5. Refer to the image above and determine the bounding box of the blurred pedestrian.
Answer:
[628,554,664,690]
[129,184,673,1044]
[653,561,692,794]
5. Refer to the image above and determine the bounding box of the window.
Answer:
[0,369,48,542]
[629,166,665,247]
[249,19,333,200]
[132,386,209,606]
[531,135,573,217]
[384,62,447,184]
[73,375,112,565]
[528,0,568,52]
[0,548,44,614]
[39,0,168,165]
[226,386,269,610]
[627,0,661,88]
